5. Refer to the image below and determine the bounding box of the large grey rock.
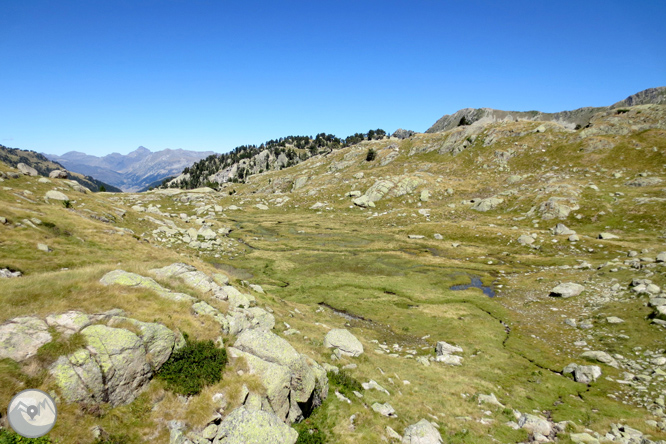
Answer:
[563,363,602,384]
[598,232,620,240]
[552,223,575,236]
[108,317,179,369]
[401,419,443,444]
[149,263,196,279]
[517,234,535,246]
[538,197,578,220]
[581,351,619,368]
[17,163,38,176]
[234,329,324,418]
[550,283,584,298]
[436,341,463,355]
[0,317,52,362]
[371,402,397,417]
[45,190,69,201]
[215,406,298,444]
[49,170,68,179]
[657,252,666,263]
[228,347,292,420]
[518,413,552,436]
[352,195,375,208]
[324,329,364,357]
[471,197,503,212]
[51,324,154,406]
[392,129,415,139]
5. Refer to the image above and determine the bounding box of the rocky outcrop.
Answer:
[231,329,328,422]
[214,406,298,444]
[50,320,182,407]
[100,269,197,302]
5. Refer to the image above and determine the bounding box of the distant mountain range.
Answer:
[45,147,215,192]
[0,145,121,192]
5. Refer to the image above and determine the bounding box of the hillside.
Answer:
[47,146,215,192]
[165,131,390,190]
[0,145,121,192]
[1,96,666,443]
[426,86,666,133]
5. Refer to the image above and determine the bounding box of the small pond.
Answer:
[449,275,496,297]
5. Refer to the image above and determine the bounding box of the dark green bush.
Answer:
[156,336,227,395]
[365,148,376,161]
[0,428,53,443]
[327,370,362,395]
[295,426,326,444]
[92,434,130,444]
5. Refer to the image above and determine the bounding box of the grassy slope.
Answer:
[0,104,665,443]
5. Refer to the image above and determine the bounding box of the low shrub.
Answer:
[0,428,54,443]
[327,370,362,395]
[156,335,227,395]
[365,148,376,161]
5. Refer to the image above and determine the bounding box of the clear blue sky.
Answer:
[1,0,664,156]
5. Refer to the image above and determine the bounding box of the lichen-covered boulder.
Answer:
[215,406,298,444]
[108,317,181,369]
[0,317,52,362]
[402,419,443,443]
[471,197,503,212]
[45,190,69,201]
[229,347,292,420]
[50,323,177,407]
[149,263,196,279]
[100,270,196,302]
[233,329,327,422]
[17,163,38,176]
[323,329,364,357]
[550,283,584,298]
[235,330,316,404]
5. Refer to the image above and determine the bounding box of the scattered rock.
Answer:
[518,234,535,246]
[471,197,503,212]
[17,163,38,176]
[324,329,364,357]
[45,190,69,201]
[598,232,620,240]
[401,419,443,443]
[581,351,620,368]
[550,283,584,298]
[49,170,68,179]
[563,363,602,384]
[37,243,51,252]
[0,268,22,278]
[372,402,397,417]
[552,223,575,236]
